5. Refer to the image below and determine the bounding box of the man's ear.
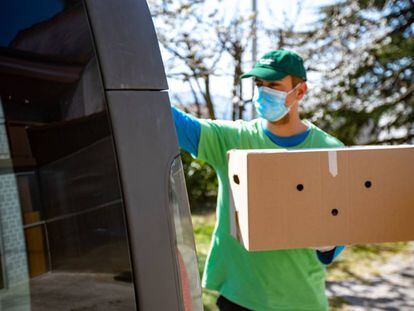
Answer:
[297,82,307,100]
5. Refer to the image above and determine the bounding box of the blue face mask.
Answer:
[254,85,298,122]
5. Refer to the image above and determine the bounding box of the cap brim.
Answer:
[240,67,288,81]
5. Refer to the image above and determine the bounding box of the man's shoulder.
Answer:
[308,122,345,147]
[199,118,260,134]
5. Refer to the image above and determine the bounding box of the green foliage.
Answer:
[192,213,219,310]
[302,0,413,146]
[180,150,218,210]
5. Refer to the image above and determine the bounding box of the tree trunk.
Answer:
[204,75,216,120]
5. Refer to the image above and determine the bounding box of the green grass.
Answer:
[192,209,219,311]
[191,209,411,310]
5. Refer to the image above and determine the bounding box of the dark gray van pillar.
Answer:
[84,0,189,310]
[85,0,169,91]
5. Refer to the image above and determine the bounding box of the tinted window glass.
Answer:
[169,157,203,311]
[0,1,136,310]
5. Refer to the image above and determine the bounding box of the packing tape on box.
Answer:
[328,150,338,177]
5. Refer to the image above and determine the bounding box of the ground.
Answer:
[0,272,135,311]
[192,209,414,311]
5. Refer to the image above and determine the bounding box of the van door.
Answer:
[0,0,202,310]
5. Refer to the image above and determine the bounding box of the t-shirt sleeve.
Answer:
[171,106,201,157]
[325,134,345,148]
[196,119,241,168]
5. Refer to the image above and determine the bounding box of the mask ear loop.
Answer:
[287,82,302,96]
[287,82,303,107]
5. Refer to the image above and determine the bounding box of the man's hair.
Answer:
[291,75,305,87]
[253,75,305,88]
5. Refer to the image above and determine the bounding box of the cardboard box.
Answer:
[228,145,414,251]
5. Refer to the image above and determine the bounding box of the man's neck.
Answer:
[264,114,309,137]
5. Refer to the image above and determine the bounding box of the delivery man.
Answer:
[172,49,346,310]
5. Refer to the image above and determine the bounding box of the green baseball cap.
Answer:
[240,49,307,81]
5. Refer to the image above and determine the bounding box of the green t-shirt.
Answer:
[195,118,344,311]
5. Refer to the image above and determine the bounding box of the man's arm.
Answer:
[172,105,239,167]
[172,106,345,264]
[171,106,201,156]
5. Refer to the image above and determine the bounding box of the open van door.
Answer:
[0,0,202,310]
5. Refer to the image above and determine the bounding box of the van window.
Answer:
[0,1,137,309]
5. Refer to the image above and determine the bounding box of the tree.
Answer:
[216,14,253,120]
[149,0,223,119]
[300,0,413,146]
[149,0,254,120]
